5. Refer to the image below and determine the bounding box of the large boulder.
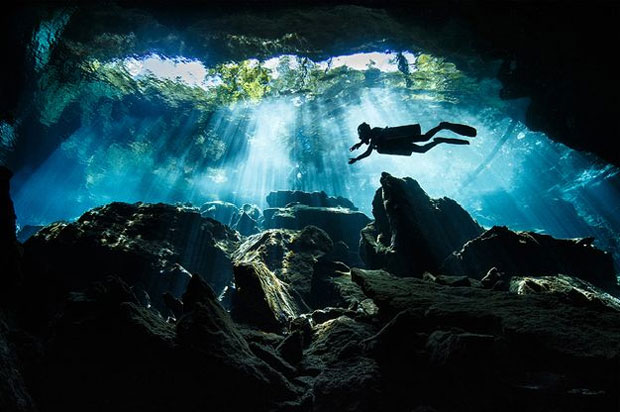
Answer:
[230,226,354,331]
[360,172,483,276]
[302,316,383,412]
[199,200,239,226]
[233,211,261,237]
[264,204,371,261]
[508,274,620,311]
[351,268,620,411]
[441,225,617,290]
[267,190,358,210]
[23,202,240,317]
[231,260,308,332]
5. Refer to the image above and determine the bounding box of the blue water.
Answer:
[7,52,620,272]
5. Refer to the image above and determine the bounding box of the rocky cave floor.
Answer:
[2,172,620,412]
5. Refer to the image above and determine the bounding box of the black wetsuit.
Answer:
[369,124,423,156]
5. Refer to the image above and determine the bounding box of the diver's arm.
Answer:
[349,142,364,152]
[349,146,373,164]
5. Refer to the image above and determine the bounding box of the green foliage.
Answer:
[214,60,271,103]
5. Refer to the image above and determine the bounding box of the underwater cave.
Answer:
[1,1,620,411]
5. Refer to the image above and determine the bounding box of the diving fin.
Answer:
[440,122,477,137]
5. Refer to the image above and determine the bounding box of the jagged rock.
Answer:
[267,190,358,210]
[288,316,313,344]
[422,272,480,288]
[351,268,620,411]
[232,226,332,302]
[161,263,193,298]
[38,275,297,411]
[199,200,239,226]
[480,266,507,289]
[240,327,285,348]
[263,204,371,259]
[441,225,617,290]
[176,280,300,408]
[509,274,620,311]
[277,330,305,365]
[312,357,383,412]
[302,316,383,412]
[162,292,183,319]
[249,342,297,379]
[360,172,483,276]
[233,211,261,236]
[311,307,357,324]
[23,202,239,318]
[232,260,308,332]
[239,203,263,222]
[182,271,218,311]
[310,260,366,309]
[305,316,377,366]
[230,226,363,328]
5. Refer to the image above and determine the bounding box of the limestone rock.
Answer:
[199,200,239,226]
[38,275,297,411]
[351,267,620,411]
[360,172,483,276]
[302,316,382,412]
[264,204,370,257]
[267,190,357,210]
[23,202,239,316]
[232,226,332,304]
[230,226,364,330]
[509,274,620,311]
[441,225,617,290]
[231,260,308,332]
[233,211,261,236]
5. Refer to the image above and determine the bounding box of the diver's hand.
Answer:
[348,158,357,165]
[350,143,361,151]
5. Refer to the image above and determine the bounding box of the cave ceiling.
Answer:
[1,1,619,169]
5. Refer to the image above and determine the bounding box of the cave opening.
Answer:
[5,39,619,270]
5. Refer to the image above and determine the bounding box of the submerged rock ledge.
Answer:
[1,172,619,412]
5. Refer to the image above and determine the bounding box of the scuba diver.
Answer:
[348,122,477,164]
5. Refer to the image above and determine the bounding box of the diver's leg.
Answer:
[421,122,477,141]
[433,137,470,145]
[410,138,469,153]
[419,125,444,141]
[410,141,440,153]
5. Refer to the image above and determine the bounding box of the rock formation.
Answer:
[267,190,358,210]
[199,200,240,226]
[351,268,620,411]
[264,204,370,260]
[360,172,483,276]
[230,226,365,331]
[441,225,617,290]
[23,202,240,317]
[2,176,619,412]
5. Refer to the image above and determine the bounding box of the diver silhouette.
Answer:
[348,122,477,164]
